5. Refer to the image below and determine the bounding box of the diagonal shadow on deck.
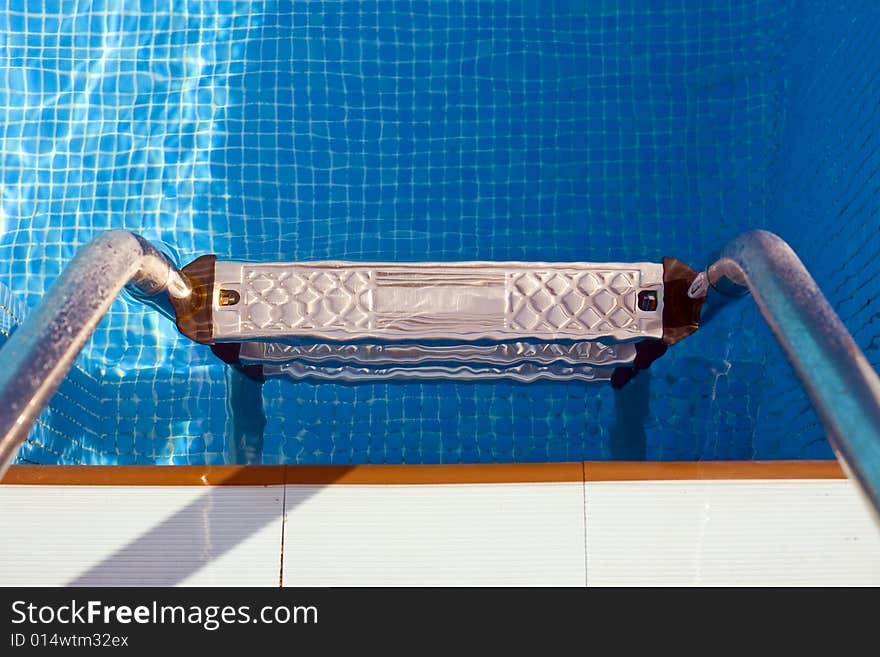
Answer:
[67,466,352,587]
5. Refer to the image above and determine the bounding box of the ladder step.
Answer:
[262,361,614,384]
[210,260,665,344]
[238,340,637,367]
[177,255,703,383]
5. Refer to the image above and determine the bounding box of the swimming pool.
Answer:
[1,1,878,465]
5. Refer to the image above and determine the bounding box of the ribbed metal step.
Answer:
[173,256,704,383]
[209,260,666,344]
[245,341,631,383]
[237,340,638,367]
[261,361,614,384]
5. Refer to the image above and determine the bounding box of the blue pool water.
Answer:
[1,1,878,465]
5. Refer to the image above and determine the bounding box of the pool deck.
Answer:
[1,461,878,586]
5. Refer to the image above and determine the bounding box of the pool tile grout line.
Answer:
[278,466,288,588]
[582,460,588,588]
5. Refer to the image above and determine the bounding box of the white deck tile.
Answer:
[585,479,880,586]
[281,483,587,586]
[0,485,284,586]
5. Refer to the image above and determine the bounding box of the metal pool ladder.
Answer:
[0,229,879,518]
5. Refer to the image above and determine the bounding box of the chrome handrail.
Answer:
[700,230,880,517]
[0,230,193,478]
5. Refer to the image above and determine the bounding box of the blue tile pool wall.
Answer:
[0,0,260,370]
[755,0,880,458]
[2,1,876,465]
[245,0,792,463]
[1,0,259,465]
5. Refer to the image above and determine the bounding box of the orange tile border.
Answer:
[302,463,584,484]
[0,463,581,486]
[0,460,844,486]
[583,460,845,481]
[0,465,289,486]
